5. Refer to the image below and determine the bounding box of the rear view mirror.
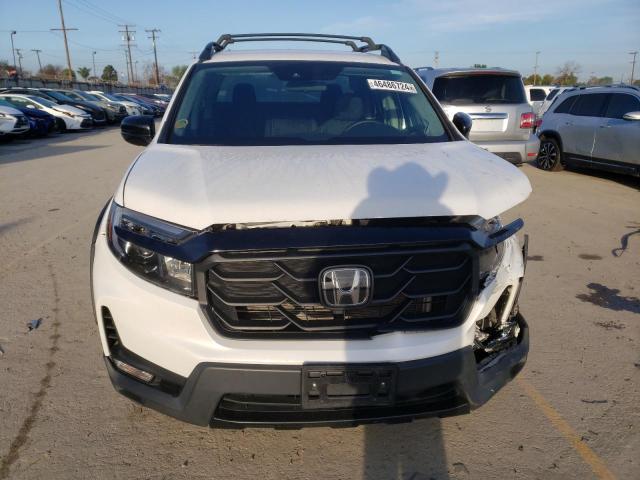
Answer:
[452,112,473,139]
[622,111,640,121]
[121,115,155,146]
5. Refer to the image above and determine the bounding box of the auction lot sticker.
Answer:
[367,79,417,94]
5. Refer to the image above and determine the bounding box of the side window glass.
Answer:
[571,93,607,117]
[604,94,640,119]
[554,95,577,114]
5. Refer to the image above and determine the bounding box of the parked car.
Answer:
[136,92,170,108]
[0,94,92,131]
[119,93,165,116]
[538,87,573,117]
[111,93,157,116]
[0,102,29,140]
[416,67,539,164]
[536,85,640,175]
[0,98,54,137]
[92,33,532,428]
[88,91,142,116]
[53,89,127,124]
[0,87,107,126]
[525,85,553,115]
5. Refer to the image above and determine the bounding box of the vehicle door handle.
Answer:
[599,125,610,128]
[564,122,572,126]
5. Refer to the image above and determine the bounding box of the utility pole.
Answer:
[134,60,139,85]
[32,49,43,73]
[51,0,77,81]
[15,49,24,76]
[92,51,97,80]
[119,25,136,84]
[630,51,638,84]
[146,28,161,85]
[10,31,17,71]
[123,49,131,84]
[434,51,439,68]
[533,51,540,85]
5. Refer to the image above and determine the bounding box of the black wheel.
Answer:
[537,137,563,171]
[55,117,67,132]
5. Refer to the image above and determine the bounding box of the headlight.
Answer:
[107,203,196,296]
[475,216,505,287]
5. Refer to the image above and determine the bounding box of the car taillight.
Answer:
[534,117,542,128]
[520,112,535,129]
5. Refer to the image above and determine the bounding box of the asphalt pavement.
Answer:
[0,127,638,480]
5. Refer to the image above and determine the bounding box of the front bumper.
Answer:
[474,134,540,164]
[105,314,528,427]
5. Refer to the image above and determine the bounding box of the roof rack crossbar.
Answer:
[198,33,402,64]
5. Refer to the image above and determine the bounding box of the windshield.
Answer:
[77,91,101,101]
[166,61,449,146]
[432,74,526,105]
[26,95,57,108]
[46,91,74,102]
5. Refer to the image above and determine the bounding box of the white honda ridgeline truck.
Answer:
[91,33,532,427]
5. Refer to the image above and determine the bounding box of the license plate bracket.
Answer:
[301,364,397,410]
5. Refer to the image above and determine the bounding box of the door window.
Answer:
[604,93,640,119]
[571,93,607,117]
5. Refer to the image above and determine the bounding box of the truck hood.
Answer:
[121,141,531,230]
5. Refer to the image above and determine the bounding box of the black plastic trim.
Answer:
[114,219,524,264]
[103,314,528,427]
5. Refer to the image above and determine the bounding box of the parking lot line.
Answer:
[517,378,616,480]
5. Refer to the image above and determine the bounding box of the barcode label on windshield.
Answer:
[367,79,417,94]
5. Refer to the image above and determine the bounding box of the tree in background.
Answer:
[39,64,62,79]
[77,66,91,80]
[587,76,613,85]
[172,65,188,79]
[472,64,487,68]
[101,65,118,82]
[541,74,555,85]
[61,68,76,80]
[163,65,189,88]
[143,62,166,86]
[555,61,581,85]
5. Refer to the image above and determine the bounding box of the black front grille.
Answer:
[203,244,477,337]
[15,115,28,127]
[213,383,466,425]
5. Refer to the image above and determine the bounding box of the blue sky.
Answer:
[1,0,639,82]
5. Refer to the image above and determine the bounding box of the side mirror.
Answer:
[121,115,155,146]
[452,112,472,139]
[622,111,640,121]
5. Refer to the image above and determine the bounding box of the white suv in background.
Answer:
[91,33,532,428]
[536,85,640,175]
[416,67,539,165]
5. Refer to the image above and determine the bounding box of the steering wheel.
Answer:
[342,120,398,136]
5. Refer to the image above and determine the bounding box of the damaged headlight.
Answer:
[473,216,505,287]
[107,203,195,296]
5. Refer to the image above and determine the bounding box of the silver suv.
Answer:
[536,85,640,176]
[416,67,539,164]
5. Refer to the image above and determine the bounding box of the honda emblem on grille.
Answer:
[320,267,372,307]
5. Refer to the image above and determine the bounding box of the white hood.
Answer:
[0,105,23,116]
[120,141,531,230]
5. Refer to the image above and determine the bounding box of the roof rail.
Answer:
[575,83,640,91]
[198,33,402,64]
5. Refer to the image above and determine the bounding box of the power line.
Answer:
[51,0,78,81]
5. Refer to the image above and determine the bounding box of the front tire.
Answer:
[537,137,563,171]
